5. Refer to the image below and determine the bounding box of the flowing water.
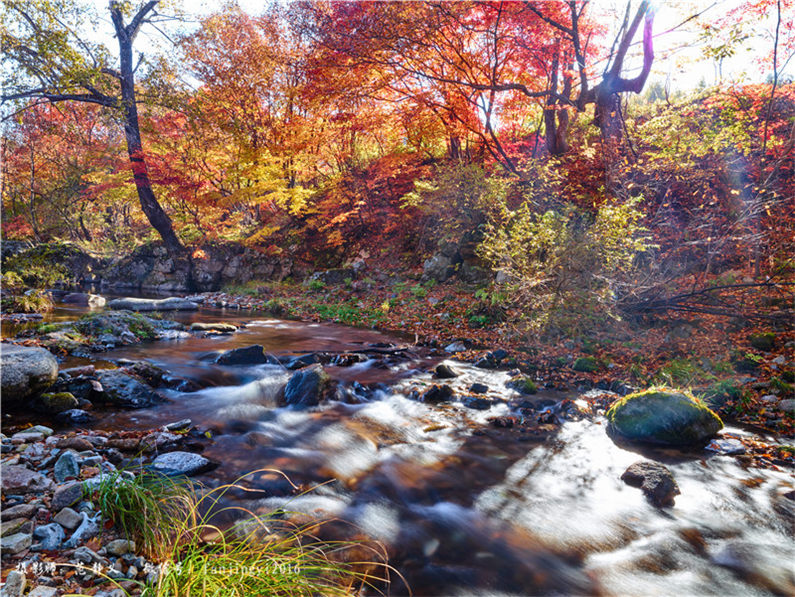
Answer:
[5,300,794,596]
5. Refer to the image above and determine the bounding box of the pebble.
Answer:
[104,538,135,556]
[53,507,82,530]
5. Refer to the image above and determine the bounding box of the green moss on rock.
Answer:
[37,392,79,413]
[606,387,723,445]
[572,356,601,373]
[507,375,538,394]
[748,332,775,352]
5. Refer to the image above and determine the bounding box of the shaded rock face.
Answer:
[283,364,330,407]
[100,242,293,292]
[621,461,681,507]
[216,344,273,366]
[0,344,58,405]
[606,389,723,445]
[108,297,198,312]
[95,370,163,408]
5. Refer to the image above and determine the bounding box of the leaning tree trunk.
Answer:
[111,1,183,255]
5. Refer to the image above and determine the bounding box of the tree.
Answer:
[1,0,184,253]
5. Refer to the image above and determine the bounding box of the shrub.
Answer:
[480,197,649,336]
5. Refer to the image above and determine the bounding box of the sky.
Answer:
[89,0,791,93]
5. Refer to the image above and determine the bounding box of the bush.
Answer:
[480,197,650,336]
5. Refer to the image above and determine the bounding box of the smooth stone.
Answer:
[33,523,65,550]
[1,503,36,521]
[151,451,213,476]
[10,432,44,443]
[462,396,492,410]
[760,394,779,403]
[104,539,135,556]
[621,461,681,507]
[108,297,198,312]
[469,382,489,394]
[0,570,26,597]
[705,438,746,455]
[444,341,467,353]
[53,507,83,531]
[63,292,106,307]
[163,419,192,432]
[27,425,53,436]
[54,451,81,483]
[73,545,106,564]
[1,465,53,494]
[190,322,237,333]
[778,399,795,412]
[215,344,272,365]
[27,587,58,597]
[0,532,31,554]
[420,384,454,403]
[283,364,331,407]
[0,344,58,404]
[51,482,84,511]
[434,363,459,379]
[56,437,93,451]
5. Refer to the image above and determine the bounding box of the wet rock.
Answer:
[108,297,198,311]
[507,375,538,395]
[64,512,100,547]
[462,396,492,410]
[63,292,106,307]
[285,353,321,370]
[621,461,680,507]
[190,322,237,333]
[0,570,26,596]
[0,532,31,554]
[434,363,459,379]
[95,369,162,408]
[474,353,498,369]
[141,431,180,452]
[489,415,519,428]
[2,465,53,494]
[53,507,82,530]
[705,438,746,455]
[606,389,723,445]
[469,382,489,394]
[33,523,65,550]
[54,451,80,483]
[330,353,366,366]
[151,451,213,476]
[1,503,36,521]
[51,482,84,511]
[420,384,454,403]
[0,344,58,404]
[55,409,93,424]
[216,344,272,365]
[283,364,331,407]
[34,392,79,414]
[163,419,192,432]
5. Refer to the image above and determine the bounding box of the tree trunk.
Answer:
[111,1,183,255]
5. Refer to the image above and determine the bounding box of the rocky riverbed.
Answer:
[2,295,794,596]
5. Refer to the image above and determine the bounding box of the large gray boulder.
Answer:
[606,389,723,445]
[108,297,198,312]
[0,344,58,404]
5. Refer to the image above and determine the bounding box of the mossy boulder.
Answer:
[507,375,538,394]
[572,356,601,373]
[748,332,776,352]
[36,392,79,413]
[606,388,723,445]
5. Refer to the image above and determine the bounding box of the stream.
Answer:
[4,299,794,596]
